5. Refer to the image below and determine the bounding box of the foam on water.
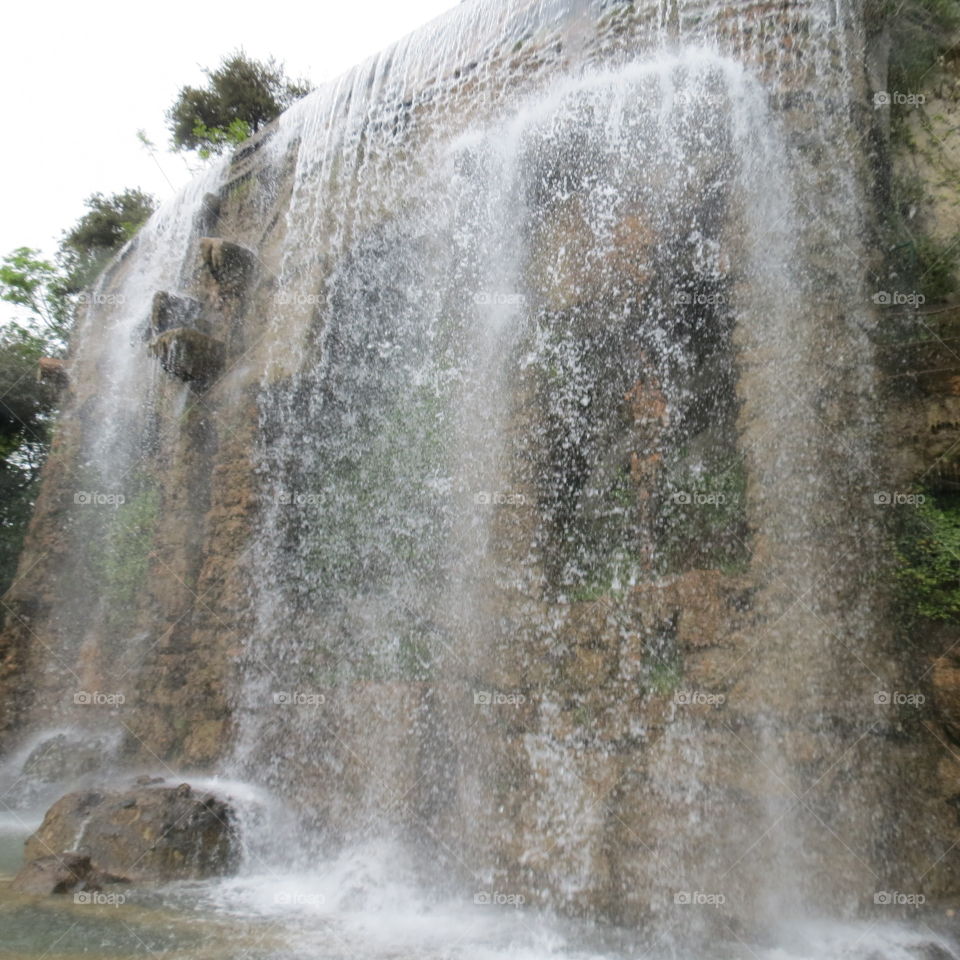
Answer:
[165,852,960,960]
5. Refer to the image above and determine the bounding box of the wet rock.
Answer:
[934,648,960,743]
[21,732,110,783]
[149,291,203,337]
[133,774,164,786]
[530,199,658,313]
[37,357,68,388]
[198,237,258,301]
[11,852,126,895]
[22,781,239,883]
[150,327,225,383]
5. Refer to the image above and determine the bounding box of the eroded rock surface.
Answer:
[19,781,238,886]
[11,852,126,896]
[150,327,225,382]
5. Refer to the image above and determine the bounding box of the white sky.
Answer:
[0,0,461,262]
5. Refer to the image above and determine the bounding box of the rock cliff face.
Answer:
[1,0,958,935]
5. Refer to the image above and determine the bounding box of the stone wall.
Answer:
[4,0,959,932]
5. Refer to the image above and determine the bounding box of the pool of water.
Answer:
[1,844,958,960]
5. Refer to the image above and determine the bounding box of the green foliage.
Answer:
[905,232,960,301]
[895,491,960,621]
[0,325,58,595]
[191,119,252,160]
[95,484,160,627]
[0,248,69,339]
[0,253,64,594]
[658,453,749,574]
[0,460,42,597]
[58,189,156,295]
[0,327,55,456]
[887,0,960,107]
[883,174,960,304]
[561,450,749,597]
[647,657,684,696]
[167,50,311,156]
[564,464,647,597]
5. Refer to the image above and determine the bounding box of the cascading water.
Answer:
[0,0,954,958]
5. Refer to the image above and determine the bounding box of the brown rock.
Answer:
[933,648,960,742]
[149,327,226,383]
[11,852,126,896]
[23,782,238,883]
[37,357,68,388]
[198,237,258,302]
[149,291,203,337]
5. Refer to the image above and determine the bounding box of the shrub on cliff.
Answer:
[58,190,156,295]
[167,51,311,158]
[895,492,960,621]
[0,324,57,594]
[886,0,960,99]
[0,250,68,595]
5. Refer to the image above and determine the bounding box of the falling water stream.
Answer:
[0,0,954,957]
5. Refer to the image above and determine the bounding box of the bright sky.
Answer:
[0,0,461,262]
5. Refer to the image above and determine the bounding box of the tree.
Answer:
[0,248,68,337]
[0,255,64,595]
[58,189,156,295]
[167,50,311,157]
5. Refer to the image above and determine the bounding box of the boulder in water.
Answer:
[10,852,126,895]
[19,780,239,885]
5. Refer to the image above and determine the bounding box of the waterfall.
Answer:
[1,0,953,957]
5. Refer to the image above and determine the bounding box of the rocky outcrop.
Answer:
[21,731,112,783]
[934,647,960,744]
[198,237,258,304]
[150,327,225,382]
[149,291,203,337]
[37,357,68,388]
[18,781,238,886]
